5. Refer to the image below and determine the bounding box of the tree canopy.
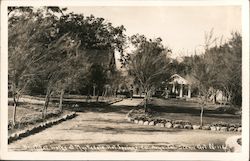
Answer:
[8,6,127,122]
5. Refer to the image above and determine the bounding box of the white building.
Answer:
[168,74,192,98]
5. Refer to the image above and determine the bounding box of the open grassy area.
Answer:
[145,98,241,125]
[8,105,40,123]
[8,103,70,135]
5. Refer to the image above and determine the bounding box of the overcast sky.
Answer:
[67,6,241,58]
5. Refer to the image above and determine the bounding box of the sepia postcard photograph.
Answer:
[0,0,249,160]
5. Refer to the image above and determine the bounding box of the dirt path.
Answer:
[8,99,239,152]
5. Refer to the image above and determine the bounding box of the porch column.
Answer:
[179,84,183,98]
[187,84,191,98]
[172,83,175,93]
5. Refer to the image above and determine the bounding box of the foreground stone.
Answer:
[165,122,172,128]
[202,125,210,130]
[184,124,192,129]
[228,127,235,131]
[220,127,228,132]
[192,125,201,130]
[159,123,165,127]
[138,120,144,125]
[127,117,132,122]
[149,121,155,126]
[173,124,183,129]
[216,126,221,131]
[210,126,217,131]
[143,121,149,125]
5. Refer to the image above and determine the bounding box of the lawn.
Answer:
[8,105,41,123]
[8,102,70,135]
[145,98,241,125]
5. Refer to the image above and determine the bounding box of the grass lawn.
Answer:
[146,98,241,125]
[8,105,40,122]
[8,103,70,136]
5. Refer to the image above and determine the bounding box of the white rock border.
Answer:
[8,112,77,144]
[126,111,241,133]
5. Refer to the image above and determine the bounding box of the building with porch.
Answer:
[168,74,192,98]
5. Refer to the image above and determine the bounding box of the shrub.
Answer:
[216,106,241,115]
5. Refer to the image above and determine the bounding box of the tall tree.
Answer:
[8,7,55,125]
[191,30,242,126]
[191,29,220,126]
[216,32,242,106]
[124,34,171,112]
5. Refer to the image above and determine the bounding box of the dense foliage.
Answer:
[8,7,126,122]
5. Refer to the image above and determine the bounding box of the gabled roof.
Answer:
[169,74,189,85]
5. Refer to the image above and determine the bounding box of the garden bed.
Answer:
[126,108,242,132]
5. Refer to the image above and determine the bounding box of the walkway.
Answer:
[111,98,143,106]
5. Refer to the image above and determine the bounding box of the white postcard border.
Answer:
[1,0,249,160]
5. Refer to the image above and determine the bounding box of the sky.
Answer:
[67,6,241,58]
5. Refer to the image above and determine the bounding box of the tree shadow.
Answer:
[147,102,241,121]
[63,101,140,114]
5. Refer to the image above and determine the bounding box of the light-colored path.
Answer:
[111,98,143,106]
[9,99,239,152]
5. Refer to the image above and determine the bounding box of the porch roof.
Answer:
[169,74,189,85]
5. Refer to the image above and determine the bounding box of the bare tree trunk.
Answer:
[86,86,90,102]
[12,81,19,126]
[200,95,208,126]
[96,90,99,102]
[12,95,17,126]
[200,105,204,126]
[144,98,148,113]
[144,90,148,113]
[213,91,217,104]
[114,88,117,97]
[59,89,64,113]
[103,87,107,97]
[42,89,51,119]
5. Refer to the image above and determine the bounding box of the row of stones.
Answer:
[8,112,76,144]
[127,117,242,132]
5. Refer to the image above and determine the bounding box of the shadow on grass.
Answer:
[147,103,241,120]
[63,101,140,114]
